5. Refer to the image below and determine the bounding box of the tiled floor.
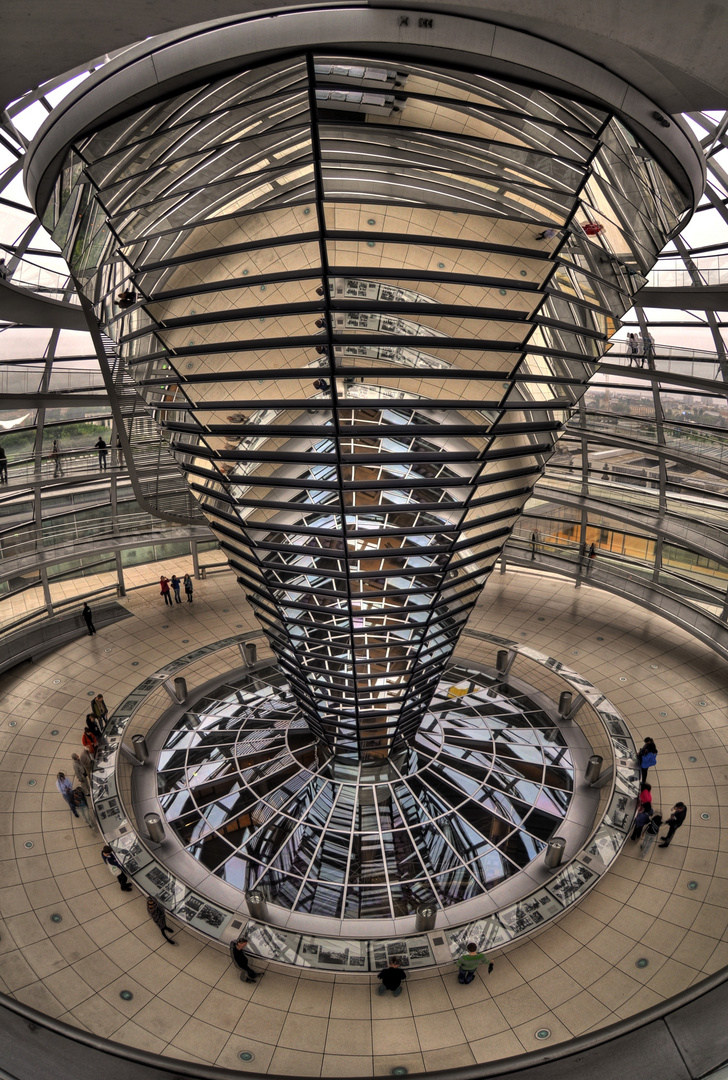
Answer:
[1,562,728,1075]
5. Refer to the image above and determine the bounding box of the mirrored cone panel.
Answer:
[43,54,689,761]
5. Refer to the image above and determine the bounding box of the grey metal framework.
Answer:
[34,45,690,761]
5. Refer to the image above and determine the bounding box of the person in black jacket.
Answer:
[659,802,687,848]
[377,957,407,996]
[82,602,96,636]
[230,937,259,983]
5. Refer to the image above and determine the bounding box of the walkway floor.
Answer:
[1,563,727,1075]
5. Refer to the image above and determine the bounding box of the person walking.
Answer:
[91,693,108,731]
[230,937,259,982]
[95,436,108,470]
[457,943,493,984]
[79,746,94,776]
[73,787,95,828]
[170,574,182,604]
[147,897,178,944]
[160,576,172,606]
[377,957,407,996]
[659,802,687,848]
[82,602,96,636]
[636,737,657,787]
[183,573,194,602]
[51,438,63,477]
[101,845,133,891]
[0,445,7,484]
[71,752,90,794]
[56,772,79,818]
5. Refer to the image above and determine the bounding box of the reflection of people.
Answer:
[230,937,259,982]
[530,531,537,560]
[114,435,124,469]
[535,227,556,240]
[0,445,7,484]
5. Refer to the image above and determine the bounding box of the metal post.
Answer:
[496,650,510,676]
[191,540,200,579]
[585,755,603,784]
[144,813,165,843]
[174,677,187,703]
[414,903,437,932]
[246,889,268,921]
[243,642,257,666]
[131,734,148,763]
[544,836,566,869]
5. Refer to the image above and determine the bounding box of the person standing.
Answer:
[82,718,99,758]
[637,737,657,787]
[631,806,653,842]
[230,937,259,982]
[0,445,7,484]
[95,436,108,470]
[183,573,194,602]
[91,693,108,731]
[79,746,94,776]
[160,576,172,606]
[71,752,90,794]
[457,943,493,984]
[640,812,663,856]
[639,783,652,813]
[101,845,133,891]
[147,897,178,944]
[170,574,182,604]
[377,957,407,996]
[56,772,79,817]
[82,602,96,636]
[51,438,63,477]
[659,802,687,848]
[73,787,95,828]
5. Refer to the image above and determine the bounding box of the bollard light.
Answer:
[585,755,603,784]
[174,677,187,703]
[131,734,148,763]
[246,889,268,921]
[414,903,437,932]
[558,691,572,718]
[145,812,165,843]
[544,836,566,869]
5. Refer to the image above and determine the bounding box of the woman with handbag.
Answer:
[101,846,133,891]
